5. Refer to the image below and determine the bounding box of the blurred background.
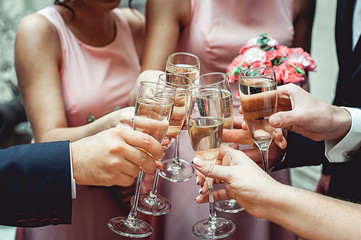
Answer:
[0,0,337,239]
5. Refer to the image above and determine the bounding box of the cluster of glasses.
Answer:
[107,52,278,239]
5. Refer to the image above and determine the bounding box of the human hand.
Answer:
[71,127,164,187]
[269,84,351,142]
[222,115,254,145]
[193,145,280,218]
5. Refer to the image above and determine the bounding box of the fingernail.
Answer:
[193,157,204,167]
[196,176,199,184]
[272,115,282,126]
[198,187,202,194]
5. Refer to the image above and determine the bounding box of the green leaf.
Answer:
[288,63,305,75]
[232,66,241,75]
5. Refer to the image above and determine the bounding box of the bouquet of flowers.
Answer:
[226,33,316,85]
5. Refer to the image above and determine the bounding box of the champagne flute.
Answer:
[107,81,175,238]
[159,52,200,182]
[195,72,244,214]
[135,73,192,216]
[158,73,195,182]
[187,86,236,239]
[238,67,278,173]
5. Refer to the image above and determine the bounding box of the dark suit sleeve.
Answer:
[0,141,72,227]
[273,132,329,171]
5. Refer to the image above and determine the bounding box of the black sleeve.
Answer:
[0,141,72,227]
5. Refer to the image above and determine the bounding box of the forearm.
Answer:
[263,184,361,240]
[38,116,113,142]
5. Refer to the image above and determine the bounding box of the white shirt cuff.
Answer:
[325,107,361,163]
[69,142,77,199]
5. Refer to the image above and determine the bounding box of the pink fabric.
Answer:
[39,7,139,127]
[177,0,294,75]
[23,7,141,240]
[156,1,297,239]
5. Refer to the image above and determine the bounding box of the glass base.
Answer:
[192,217,236,239]
[107,217,153,238]
[131,194,171,216]
[215,199,244,213]
[159,158,195,182]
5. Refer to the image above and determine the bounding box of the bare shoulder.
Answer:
[16,12,61,56]
[119,8,145,36]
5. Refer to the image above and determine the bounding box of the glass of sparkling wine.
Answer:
[194,72,244,214]
[107,81,175,238]
[159,52,200,182]
[238,67,278,173]
[187,86,236,239]
[135,73,193,216]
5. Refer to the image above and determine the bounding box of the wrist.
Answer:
[328,106,351,141]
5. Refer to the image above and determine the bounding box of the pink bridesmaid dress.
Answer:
[21,6,156,240]
[155,0,298,239]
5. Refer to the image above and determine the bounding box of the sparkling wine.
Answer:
[134,97,173,143]
[239,78,277,143]
[166,64,200,82]
[221,89,234,129]
[188,117,223,164]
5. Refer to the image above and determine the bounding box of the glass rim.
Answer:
[238,67,276,79]
[166,52,200,67]
[158,73,193,88]
[139,81,176,90]
[194,72,228,87]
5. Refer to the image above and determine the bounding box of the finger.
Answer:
[121,145,157,173]
[195,188,230,203]
[111,172,137,187]
[195,169,206,186]
[121,128,164,160]
[222,129,253,145]
[193,157,231,182]
[232,115,244,129]
[269,110,303,129]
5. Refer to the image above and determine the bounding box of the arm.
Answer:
[293,0,316,91]
[0,127,163,227]
[128,0,191,104]
[0,141,72,227]
[15,14,133,143]
[194,146,361,240]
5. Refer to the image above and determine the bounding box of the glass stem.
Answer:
[128,169,145,221]
[173,134,181,165]
[259,147,270,173]
[207,177,217,223]
[148,161,160,199]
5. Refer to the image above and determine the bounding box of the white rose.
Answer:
[285,52,310,68]
[243,48,266,65]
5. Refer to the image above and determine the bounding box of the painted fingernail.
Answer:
[193,157,204,167]
[199,187,202,194]
[196,176,199,184]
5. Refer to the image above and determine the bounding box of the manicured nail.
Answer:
[198,187,202,194]
[196,176,199,184]
[193,157,204,167]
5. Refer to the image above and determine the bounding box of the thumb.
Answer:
[269,111,300,129]
[193,157,230,182]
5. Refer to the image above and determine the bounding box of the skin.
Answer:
[193,85,357,239]
[15,0,153,186]
[193,145,361,240]
[128,0,316,104]
[15,0,145,143]
[72,127,164,186]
